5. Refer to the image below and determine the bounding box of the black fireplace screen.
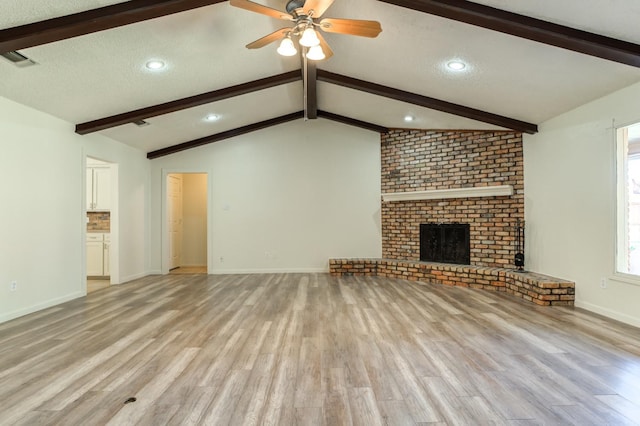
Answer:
[420,223,470,265]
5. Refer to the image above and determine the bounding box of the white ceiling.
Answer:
[1,0,640,155]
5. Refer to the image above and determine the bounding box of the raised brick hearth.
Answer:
[329,258,575,306]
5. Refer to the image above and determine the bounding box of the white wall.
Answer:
[525,80,640,327]
[150,119,382,273]
[0,96,150,324]
[181,173,207,267]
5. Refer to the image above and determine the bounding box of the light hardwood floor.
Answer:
[87,279,110,294]
[1,273,640,425]
[170,266,208,275]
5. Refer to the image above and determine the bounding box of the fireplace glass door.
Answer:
[420,223,470,265]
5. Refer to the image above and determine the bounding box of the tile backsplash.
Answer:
[87,212,110,231]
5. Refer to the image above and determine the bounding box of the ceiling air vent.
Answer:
[134,120,150,127]
[0,51,37,68]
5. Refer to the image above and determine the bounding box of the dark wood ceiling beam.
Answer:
[318,110,389,133]
[147,108,389,158]
[377,0,640,68]
[0,0,226,53]
[317,69,537,134]
[76,71,301,134]
[305,59,318,119]
[147,111,304,159]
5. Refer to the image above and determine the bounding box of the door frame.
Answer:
[161,168,211,275]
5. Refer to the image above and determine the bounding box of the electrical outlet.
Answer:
[600,277,607,289]
[10,281,17,291]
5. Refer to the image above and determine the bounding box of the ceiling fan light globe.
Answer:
[306,45,325,60]
[299,27,320,47]
[277,37,297,56]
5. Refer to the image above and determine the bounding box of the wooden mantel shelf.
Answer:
[382,185,513,202]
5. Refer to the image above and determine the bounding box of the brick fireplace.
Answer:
[381,129,524,268]
[330,129,574,306]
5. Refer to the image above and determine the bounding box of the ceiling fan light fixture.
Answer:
[306,45,325,60]
[299,27,320,47]
[277,36,297,56]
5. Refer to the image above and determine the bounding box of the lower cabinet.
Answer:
[87,233,110,277]
[103,234,110,276]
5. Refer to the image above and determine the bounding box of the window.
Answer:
[616,122,640,276]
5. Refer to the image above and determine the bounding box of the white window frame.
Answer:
[615,124,640,284]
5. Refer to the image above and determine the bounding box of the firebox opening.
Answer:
[420,223,470,265]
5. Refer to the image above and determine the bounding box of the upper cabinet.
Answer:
[87,160,111,211]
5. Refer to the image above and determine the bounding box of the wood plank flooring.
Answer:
[1,273,640,425]
[87,279,110,294]
[170,266,207,275]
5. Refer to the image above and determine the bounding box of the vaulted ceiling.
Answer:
[2,0,640,158]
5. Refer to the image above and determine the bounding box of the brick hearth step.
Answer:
[329,258,575,306]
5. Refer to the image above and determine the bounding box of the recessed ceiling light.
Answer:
[145,60,166,70]
[447,61,467,71]
[204,114,219,122]
[404,115,415,122]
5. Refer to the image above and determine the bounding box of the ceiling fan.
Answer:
[230,0,382,60]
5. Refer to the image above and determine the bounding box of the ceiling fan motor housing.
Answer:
[286,0,306,15]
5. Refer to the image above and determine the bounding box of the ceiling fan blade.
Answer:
[316,32,333,60]
[303,0,335,18]
[319,18,382,38]
[246,28,291,49]
[230,0,293,20]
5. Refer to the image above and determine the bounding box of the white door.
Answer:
[168,174,183,270]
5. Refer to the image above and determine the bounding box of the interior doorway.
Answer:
[85,156,118,293]
[166,173,208,275]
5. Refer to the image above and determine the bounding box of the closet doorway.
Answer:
[166,173,208,274]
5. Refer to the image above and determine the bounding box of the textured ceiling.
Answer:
[1,0,640,155]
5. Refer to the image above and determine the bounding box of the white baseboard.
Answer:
[0,291,84,324]
[119,269,330,278]
[576,301,640,328]
[116,271,153,284]
[210,267,328,275]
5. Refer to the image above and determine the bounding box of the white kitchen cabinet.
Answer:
[87,233,110,277]
[87,166,111,211]
[103,234,110,276]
